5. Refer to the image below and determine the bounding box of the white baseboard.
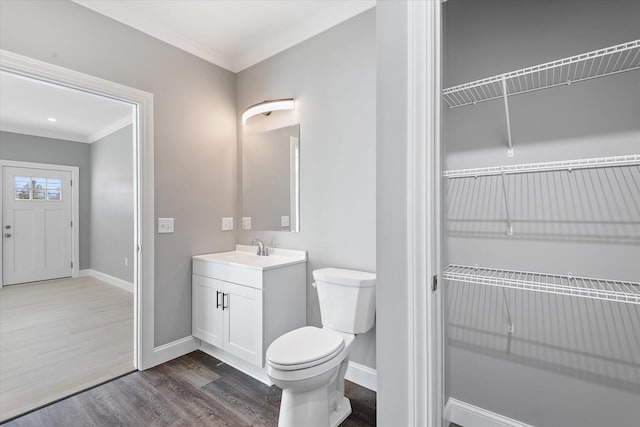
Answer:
[147,336,200,368]
[199,341,272,386]
[80,269,134,293]
[198,342,377,392]
[445,398,533,427]
[345,361,377,392]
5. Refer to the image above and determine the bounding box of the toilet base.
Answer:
[329,396,352,427]
[277,390,352,427]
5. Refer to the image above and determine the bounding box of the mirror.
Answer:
[241,124,300,232]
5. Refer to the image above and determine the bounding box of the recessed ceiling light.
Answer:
[48,117,57,122]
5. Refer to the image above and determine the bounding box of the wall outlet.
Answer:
[124,257,128,267]
[222,217,234,231]
[242,217,252,230]
[158,218,174,233]
[281,215,290,227]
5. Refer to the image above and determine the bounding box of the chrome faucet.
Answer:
[251,238,268,256]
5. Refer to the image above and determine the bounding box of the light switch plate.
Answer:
[222,217,234,231]
[242,217,252,230]
[281,216,290,227]
[158,218,174,233]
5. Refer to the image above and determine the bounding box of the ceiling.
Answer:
[1,1,374,142]
[0,71,134,143]
[73,0,376,72]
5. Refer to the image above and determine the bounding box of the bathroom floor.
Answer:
[3,350,376,426]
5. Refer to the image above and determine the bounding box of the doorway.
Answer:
[0,49,154,421]
[0,73,136,421]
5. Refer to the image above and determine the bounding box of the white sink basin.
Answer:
[193,245,306,271]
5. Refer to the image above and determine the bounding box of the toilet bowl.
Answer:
[266,268,376,427]
[267,327,355,427]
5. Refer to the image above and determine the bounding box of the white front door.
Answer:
[2,166,72,285]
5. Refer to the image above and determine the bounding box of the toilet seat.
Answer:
[267,326,344,371]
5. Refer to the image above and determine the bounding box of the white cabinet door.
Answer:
[192,275,224,347]
[223,281,263,366]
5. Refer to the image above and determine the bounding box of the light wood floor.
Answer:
[0,276,134,422]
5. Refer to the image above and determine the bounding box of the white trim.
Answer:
[406,2,443,427]
[0,116,133,144]
[345,361,377,392]
[0,123,89,143]
[80,268,134,293]
[200,340,377,392]
[199,341,272,386]
[72,0,234,72]
[72,0,375,72]
[445,398,534,427]
[1,48,155,371]
[234,2,376,71]
[148,336,200,368]
[0,160,80,286]
[86,114,134,143]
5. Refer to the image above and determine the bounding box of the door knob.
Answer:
[4,225,10,229]
[4,233,11,238]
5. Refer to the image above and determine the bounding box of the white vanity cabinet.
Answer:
[192,245,307,369]
[192,275,263,365]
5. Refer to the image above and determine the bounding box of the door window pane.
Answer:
[15,189,30,199]
[47,178,62,190]
[14,175,63,201]
[15,176,31,188]
[47,190,61,201]
[32,178,46,190]
[14,176,32,200]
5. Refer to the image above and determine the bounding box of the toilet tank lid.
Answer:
[313,268,376,287]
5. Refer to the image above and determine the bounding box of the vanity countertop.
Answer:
[193,245,307,271]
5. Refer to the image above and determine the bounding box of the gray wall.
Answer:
[0,131,91,270]
[375,2,410,425]
[236,10,377,368]
[444,1,640,426]
[90,125,134,282]
[0,0,237,346]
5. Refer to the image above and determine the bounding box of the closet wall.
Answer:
[443,1,640,426]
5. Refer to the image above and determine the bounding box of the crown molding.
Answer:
[73,0,375,73]
[233,1,376,71]
[0,123,87,143]
[73,0,236,71]
[86,113,133,143]
[0,114,133,144]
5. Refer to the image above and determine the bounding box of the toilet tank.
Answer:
[313,268,376,334]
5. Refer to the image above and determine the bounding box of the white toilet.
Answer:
[266,268,376,427]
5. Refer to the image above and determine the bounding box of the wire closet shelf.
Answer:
[443,154,640,178]
[442,39,640,108]
[444,265,640,305]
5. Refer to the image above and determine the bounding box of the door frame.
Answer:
[0,49,155,370]
[406,1,443,426]
[0,161,80,284]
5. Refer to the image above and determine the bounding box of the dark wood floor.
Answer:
[2,351,376,426]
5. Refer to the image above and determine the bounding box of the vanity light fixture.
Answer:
[242,98,295,124]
